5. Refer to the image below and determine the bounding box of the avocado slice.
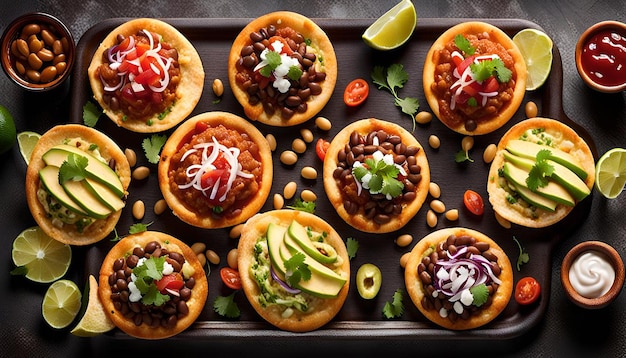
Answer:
[42,145,125,198]
[38,166,88,216]
[505,139,588,180]
[503,151,590,201]
[287,220,338,264]
[502,161,574,207]
[61,178,113,220]
[83,178,125,212]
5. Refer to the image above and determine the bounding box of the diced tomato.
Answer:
[195,121,209,134]
[515,277,541,305]
[220,267,242,290]
[483,76,500,93]
[125,47,138,61]
[133,68,160,86]
[135,42,151,57]
[155,273,184,294]
[201,157,230,204]
[150,91,163,104]
[462,81,482,96]
[451,52,464,68]
[267,36,293,55]
[343,78,369,107]
[456,55,476,75]
[463,189,485,216]
[117,36,132,52]
[315,138,330,161]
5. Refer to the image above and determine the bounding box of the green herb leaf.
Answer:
[10,266,28,276]
[455,149,474,163]
[129,222,152,234]
[526,149,554,191]
[382,288,404,319]
[141,284,170,306]
[346,237,359,260]
[142,134,167,164]
[371,66,391,92]
[213,292,241,318]
[286,198,316,213]
[259,51,282,77]
[287,66,303,81]
[131,256,170,306]
[283,252,311,288]
[470,58,512,83]
[352,152,405,198]
[371,64,419,131]
[386,64,409,97]
[110,228,121,242]
[58,153,89,183]
[83,101,101,127]
[470,283,489,307]
[454,34,475,55]
[513,236,529,271]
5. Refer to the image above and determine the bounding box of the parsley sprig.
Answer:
[142,134,167,164]
[371,64,420,131]
[526,149,554,191]
[353,154,404,198]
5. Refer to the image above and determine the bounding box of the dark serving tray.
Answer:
[69,17,596,340]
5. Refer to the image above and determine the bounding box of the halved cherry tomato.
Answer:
[463,189,484,216]
[315,138,330,161]
[155,273,184,294]
[483,76,500,93]
[515,276,541,305]
[343,78,369,107]
[220,267,242,290]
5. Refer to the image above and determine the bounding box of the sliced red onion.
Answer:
[270,266,301,294]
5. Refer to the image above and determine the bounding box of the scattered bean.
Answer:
[415,111,433,124]
[445,209,459,221]
[132,166,150,180]
[428,134,441,149]
[124,148,137,167]
[273,193,285,210]
[153,199,168,215]
[205,249,220,265]
[483,143,497,163]
[229,224,244,239]
[212,78,224,97]
[300,128,314,143]
[429,182,441,199]
[461,136,474,152]
[292,138,307,153]
[430,199,446,214]
[314,117,332,132]
[400,252,411,268]
[301,189,317,202]
[525,101,538,118]
[227,249,238,270]
[426,209,437,228]
[132,200,145,220]
[283,181,297,199]
[266,133,277,151]
[280,150,298,165]
[191,242,206,255]
[196,253,207,267]
[395,234,413,247]
[301,166,318,180]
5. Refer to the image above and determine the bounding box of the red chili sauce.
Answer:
[580,29,626,87]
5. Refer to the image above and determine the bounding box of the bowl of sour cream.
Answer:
[561,241,625,309]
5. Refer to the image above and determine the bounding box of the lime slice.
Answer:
[362,0,417,50]
[42,279,82,329]
[17,131,41,164]
[71,275,115,337]
[0,105,16,155]
[12,226,72,283]
[595,148,626,199]
[512,28,554,91]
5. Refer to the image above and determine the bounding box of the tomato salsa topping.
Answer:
[96,29,181,125]
[234,24,327,120]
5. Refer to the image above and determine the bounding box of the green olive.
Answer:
[356,263,382,299]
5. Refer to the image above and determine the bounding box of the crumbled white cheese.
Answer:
[453,301,464,314]
[128,281,142,302]
[460,288,474,306]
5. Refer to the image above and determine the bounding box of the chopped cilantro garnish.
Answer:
[454,34,475,55]
[526,149,554,191]
[283,252,311,288]
[213,292,241,318]
[455,149,474,163]
[286,198,316,213]
[382,288,404,319]
[58,153,88,184]
[513,236,529,271]
[259,51,282,77]
[346,237,359,260]
[129,222,152,234]
[352,154,404,198]
[470,283,489,307]
[371,64,420,131]
[132,256,170,306]
[287,65,303,81]
[82,101,101,127]
[142,134,167,164]
[470,58,512,83]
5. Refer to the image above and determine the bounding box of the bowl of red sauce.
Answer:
[575,21,626,93]
[561,241,625,309]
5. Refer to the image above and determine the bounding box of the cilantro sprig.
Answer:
[526,149,554,191]
[213,292,241,318]
[283,252,311,288]
[513,236,529,271]
[59,154,89,184]
[346,237,359,260]
[382,288,404,319]
[142,134,167,164]
[454,34,475,56]
[371,64,420,131]
[470,283,489,307]
[258,50,302,80]
[83,101,102,127]
[286,198,316,213]
[352,154,404,198]
[470,58,512,82]
[133,256,170,306]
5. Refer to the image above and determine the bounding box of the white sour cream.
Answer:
[568,250,615,299]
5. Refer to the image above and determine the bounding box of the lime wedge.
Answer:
[513,28,553,91]
[362,0,417,50]
[595,148,626,199]
[17,131,41,164]
[42,279,82,329]
[12,226,72,283]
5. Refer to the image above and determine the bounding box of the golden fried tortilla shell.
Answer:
[404,227,513,330]
[322,118,430,233]
[25,124,131,246]
[237,210,350,332]
[158,111,273,229]
[88,18,204,133]
[98,231,208,339]
[228,11,337,126]
[487,117,595,228]
[423,21,527,135]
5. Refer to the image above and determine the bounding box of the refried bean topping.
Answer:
[332,129,423,225]
[96,29,181,125]
[234,24,327,120]
[418,234,503,323]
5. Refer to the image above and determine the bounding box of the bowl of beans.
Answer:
[575,21,626,93]
[1,12,75,91]
[561,240,625,309]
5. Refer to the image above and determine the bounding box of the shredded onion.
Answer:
[270,266,301,294]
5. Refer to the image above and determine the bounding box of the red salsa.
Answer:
[581,29,626,87]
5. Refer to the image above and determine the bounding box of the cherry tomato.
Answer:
[220,267,242,290]
[343,78,369,107]
[155,273,184,294]
[515,276,541,305]
[463,189,485,216]
[315,138,330,161]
